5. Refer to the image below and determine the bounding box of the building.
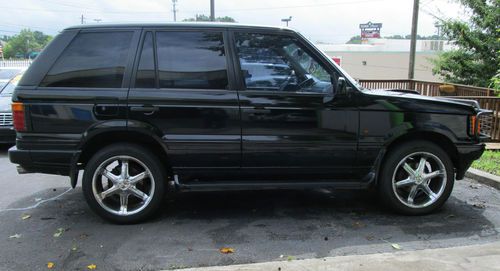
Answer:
[316,38,454,81]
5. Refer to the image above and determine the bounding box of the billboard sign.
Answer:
[360,21,382,40]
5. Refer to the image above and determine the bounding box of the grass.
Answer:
[471,150,500,176]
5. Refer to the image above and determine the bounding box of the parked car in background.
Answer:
[0,71,24,144]
[8,23,490,223]
[0,67,25,90]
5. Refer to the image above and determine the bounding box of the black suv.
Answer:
[9,23,489,223]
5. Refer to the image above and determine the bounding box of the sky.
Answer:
[0,0,466,44]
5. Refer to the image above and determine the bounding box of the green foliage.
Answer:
[384,34,441,40]
[472,150,500,176]
[346,34,442,44]
[182,14,236,22]
[432,0,499,87]
[346,35,362,44]
[3,29,52,59]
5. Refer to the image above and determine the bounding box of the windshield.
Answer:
[0,73,23,96]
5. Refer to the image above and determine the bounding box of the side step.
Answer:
[174,178,373,192]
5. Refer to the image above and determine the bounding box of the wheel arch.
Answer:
[72,127,172,187]
[374,130,459,185]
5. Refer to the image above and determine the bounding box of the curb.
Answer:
[465,168,500,190]
[178,242,500,271]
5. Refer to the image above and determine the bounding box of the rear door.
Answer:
[127,28,241,181]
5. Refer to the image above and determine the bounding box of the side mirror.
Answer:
[336,77,347,96]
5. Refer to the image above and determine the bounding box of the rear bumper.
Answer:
[455,143,485,180]
[9,146,80,176]
[0,126,15,144]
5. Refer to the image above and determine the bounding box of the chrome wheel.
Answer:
[392,152,447,208]
[91,155,155,216]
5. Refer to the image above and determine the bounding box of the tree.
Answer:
[3,29,53,59]
[346,35,362,44]
[182,14,236,22]
[431,0,499,87]
[346,34,442,44]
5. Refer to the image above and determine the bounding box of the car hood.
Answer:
[0,95,12,112]
[361,88,478,114]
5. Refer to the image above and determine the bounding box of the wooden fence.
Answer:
[0,59,32,68]
[359,79,494,97]
[359,79,499,141]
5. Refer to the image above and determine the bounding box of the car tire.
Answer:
[378,140,454,215]
[82,143,166,224]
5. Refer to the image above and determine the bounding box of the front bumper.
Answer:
[0,126,15,144]
[455,143,485,180]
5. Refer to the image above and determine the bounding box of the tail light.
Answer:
[12,102,26,132]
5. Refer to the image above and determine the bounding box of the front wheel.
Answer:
[82,144,166,224]
[378,140,454,215]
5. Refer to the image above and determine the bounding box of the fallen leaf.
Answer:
[47,262,55,269]
[21,214,31,220]
[87,264,97,270]
[473,203,486,209]
[219,247,235,254]
[9,234,21,239]
[287,256,296,261]
[352,221,365,229]
[391,243,402,250]
[53,228,65,238]
[71,245,78,251]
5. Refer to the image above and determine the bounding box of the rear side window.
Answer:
[40,31,134,88]
[156,31,228,89]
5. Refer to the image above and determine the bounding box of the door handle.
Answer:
[130,106,159,114]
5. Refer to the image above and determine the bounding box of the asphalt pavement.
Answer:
[0,144,499,271]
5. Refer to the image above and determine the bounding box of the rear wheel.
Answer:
[82,143,166,224]
[378,140,454,215]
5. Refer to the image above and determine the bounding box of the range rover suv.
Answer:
[9,23,490,223]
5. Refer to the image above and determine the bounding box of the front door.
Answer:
[127,29,241,181]
[232,31,359,181]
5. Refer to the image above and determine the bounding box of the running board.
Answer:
[176,180,373,192]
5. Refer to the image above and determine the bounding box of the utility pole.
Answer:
[408,0,419,80]
[80,14,86,24]
[210,0,215,21]
[172,0,178,22]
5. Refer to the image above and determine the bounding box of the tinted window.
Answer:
[235,32,333,93]
[135,32,155,88]
[40,31,133,88]
[156,31,228,89]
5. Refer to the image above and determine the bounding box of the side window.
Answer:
[40,31,134,88]
[135,32,155,88]
[156,31,228,89]
[234,32,334,93]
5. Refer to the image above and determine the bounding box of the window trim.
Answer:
[131,28,233,91]
[130,31,158,89]
[38,29,140,90]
